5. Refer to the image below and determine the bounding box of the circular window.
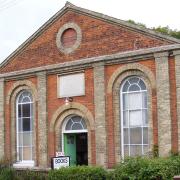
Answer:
[56,23,82,54]
[61,28,77,48]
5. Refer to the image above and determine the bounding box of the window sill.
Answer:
[13,161,34,168]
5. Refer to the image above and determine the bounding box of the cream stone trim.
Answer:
[50,102,94,132]
[6,80,37,105]
[49,102,94,165]
[56,22,82,54]
[107,63,156,94]
[8,81,37,165]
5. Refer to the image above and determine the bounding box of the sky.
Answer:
[0,0,180,63]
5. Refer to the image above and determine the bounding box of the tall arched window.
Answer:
[16,91,34,164]
[121,76,148,158]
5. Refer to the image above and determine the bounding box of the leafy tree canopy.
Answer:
[127,19,180,39]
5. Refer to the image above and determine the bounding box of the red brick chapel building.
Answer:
[0,2,180,168]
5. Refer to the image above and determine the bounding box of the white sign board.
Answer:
[52,156,70,169]
[59,73,85,97]
[56,152,64,157]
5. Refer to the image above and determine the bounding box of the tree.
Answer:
[127,20,180,39]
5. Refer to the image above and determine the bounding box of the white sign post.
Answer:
[51,156,70,169]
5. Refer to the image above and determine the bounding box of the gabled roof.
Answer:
[1,1,180,69]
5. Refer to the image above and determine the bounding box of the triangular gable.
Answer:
[0,2,179,73]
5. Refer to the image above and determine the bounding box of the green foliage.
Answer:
[48,166,107,180]
[0,168,14,180]
[153,144,159,158]
[0,156,179,179]
[15,169,47,180]
[111,156,180,180]
[127,19,180,39]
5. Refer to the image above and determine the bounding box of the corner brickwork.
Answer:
[0,78,5,159]
[155,52,172,156]
[93,62,107,167]
[174,50,180,152]
[37,72,48,167]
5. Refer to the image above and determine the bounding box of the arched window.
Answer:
[16,91,33,163]
[121,77,148,158]
[63,115,87,133]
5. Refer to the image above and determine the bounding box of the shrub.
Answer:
[48,166,107,180]
[112,156,180,180]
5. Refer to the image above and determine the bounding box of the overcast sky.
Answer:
[0,0,180,63]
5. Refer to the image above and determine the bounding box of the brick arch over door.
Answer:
[49,102,95,165]
[6,80,37,164]
[107,63,157,164]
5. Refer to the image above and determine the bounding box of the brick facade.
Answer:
[0,2,180,168]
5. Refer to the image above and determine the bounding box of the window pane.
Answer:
[124,145,129,157]
[142,92,147,108]
[23,147,31,160]
[129,93,142,109]
[130,145,142,156]
[139,79,146,90]
[22,96,31,103]
[123,128,129,144]
[142,110,148,126]
[23,132,31,146]
[123,94,128,110]
[122,81,130,92]
[123,111,128,127]
[129,110,142,126]
[128,77,139,84]
[81,119,87,129]
[65,119,73,130]
[143,127,148,144]
[18,105,22,117]
[72,123,83,130]
[23,118,31,131]
[22,104,30,117]
[18,118,22,132]
[129,84,140,92]
[130,128,142,144]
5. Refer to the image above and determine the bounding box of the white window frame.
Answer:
[14,91,34,167]
[120,77,148,159]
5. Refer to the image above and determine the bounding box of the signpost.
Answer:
[51,156,70,169]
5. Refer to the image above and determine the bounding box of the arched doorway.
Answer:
[62,115,88,166]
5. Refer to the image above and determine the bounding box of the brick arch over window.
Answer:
[6,80,37,163]
[49,102,95,165]
[107,63,156,93]
[6,80,37,105]
[107,63,156,163]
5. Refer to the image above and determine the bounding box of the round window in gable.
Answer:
[56,23,82,54]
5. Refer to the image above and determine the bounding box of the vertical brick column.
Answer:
[174,50,180,152]
[37,72,48,167]
[93,62,107,167]
[0,78,4,159]
[155,52,171,156]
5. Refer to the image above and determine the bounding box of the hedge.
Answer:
[0,156,179,180]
